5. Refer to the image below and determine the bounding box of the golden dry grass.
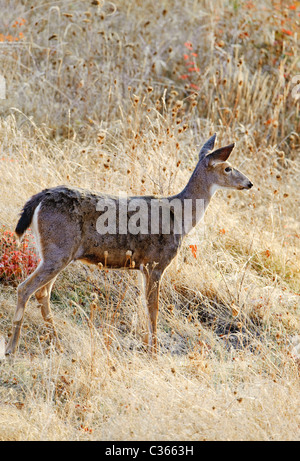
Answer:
[0,0,299,441]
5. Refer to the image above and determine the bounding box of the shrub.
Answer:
[0,226,39,285]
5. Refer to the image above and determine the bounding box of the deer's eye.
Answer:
[225,166,232,173]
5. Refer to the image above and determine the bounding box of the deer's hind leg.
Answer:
[5,259,68,356]
[35,277,62,351]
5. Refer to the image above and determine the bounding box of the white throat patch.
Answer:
[209,184,225,196]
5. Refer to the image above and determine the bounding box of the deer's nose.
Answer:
[247,181,253,189]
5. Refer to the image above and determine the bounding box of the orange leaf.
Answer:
[282,29,293,36]
[189,244,197,258]
[264,119,273,125]
[184,41,193,50]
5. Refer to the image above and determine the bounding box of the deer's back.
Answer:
[36,186,182,271]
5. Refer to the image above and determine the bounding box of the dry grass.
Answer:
[0,0,299,441]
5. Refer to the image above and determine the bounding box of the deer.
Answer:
[5,133,253,356]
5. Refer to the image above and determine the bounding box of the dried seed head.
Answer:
[231,304,239,317]
[91,292,99,301]
[167,304,174,313]
[97,132,106,143]
[133,94,140,105]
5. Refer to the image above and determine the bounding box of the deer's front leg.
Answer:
[143,269,162,355]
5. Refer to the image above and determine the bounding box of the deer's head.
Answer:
[198,134,253,194]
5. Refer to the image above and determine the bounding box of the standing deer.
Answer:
[5,134,253,355]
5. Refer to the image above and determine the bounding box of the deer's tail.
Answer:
[15,189,49,239]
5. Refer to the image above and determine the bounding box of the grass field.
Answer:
[0,0,299,441]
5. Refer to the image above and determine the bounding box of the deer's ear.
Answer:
[199,133,217,160]
[207,143,235,166]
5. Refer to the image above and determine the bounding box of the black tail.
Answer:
[15,189,49,238]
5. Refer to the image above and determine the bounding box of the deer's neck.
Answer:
[172,165,214,235]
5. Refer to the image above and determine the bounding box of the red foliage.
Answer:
[189,244,197,259]
[179,42,200,92]
[0,227,39,285]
